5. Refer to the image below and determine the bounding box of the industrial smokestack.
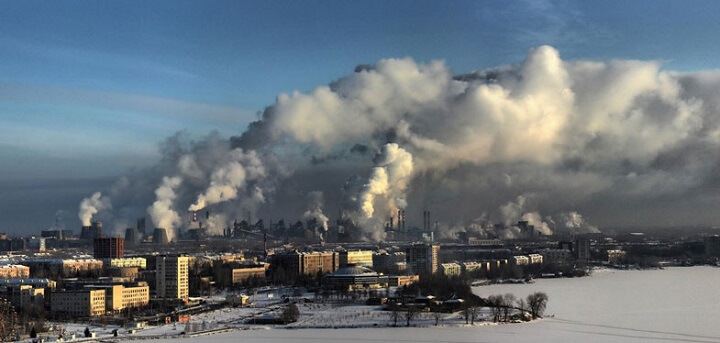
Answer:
[153,228,169,245]
[427,211,431,232]
[136,217,146,236]
[402,210,407,231]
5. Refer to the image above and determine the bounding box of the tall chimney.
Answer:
[427,211,432,231]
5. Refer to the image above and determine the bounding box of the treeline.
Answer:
[394,274,548,325]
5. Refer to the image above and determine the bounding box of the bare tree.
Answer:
[403,306,420,327]
[389,305,400,326]
[527,292,549,319]
[502,293,516,322]
[516,298,529,320]
[470,306,481,324]
[487,295,503,322]
[462,305,471,324]
[432,311,443,326]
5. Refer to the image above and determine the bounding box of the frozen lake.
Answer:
[138,267,720,342]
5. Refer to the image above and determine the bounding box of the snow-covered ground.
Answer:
[40,267,720,342]
[129,266,720,342]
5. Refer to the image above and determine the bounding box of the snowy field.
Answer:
[65,266,718,342]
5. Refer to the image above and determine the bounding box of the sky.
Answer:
[3,0,720,234]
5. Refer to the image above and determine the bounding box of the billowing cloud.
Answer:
[79,46,720,240]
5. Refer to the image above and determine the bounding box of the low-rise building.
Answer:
[322,265,388,290]
[269,251,338,281]
[0,264,30,278]
[460,261,489,274]
[541,249,573,263]
[0,278,56,289]
[51,289,106,317]
[467,238,503,246]
[103,257,147,269]
[88,282,150,312]
[528,254,544,264]
[22,258,104,278]
[372,252,406,273]
[339,250,374,268]
[221,263,268,287]
[7,285,44,309]
[439,262,462,277]
[607,250,627,264]
[387,274,419,287]
[511,255,529,266]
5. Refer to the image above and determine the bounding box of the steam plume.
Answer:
[78,192,111,226]
[79,45,720,240]
[148,176,182,241]
[188,149,266,211]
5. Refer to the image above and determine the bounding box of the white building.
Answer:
[439,262,462,277]
[528,254,544,264]
[512,255,529,266]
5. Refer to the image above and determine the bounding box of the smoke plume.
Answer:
[79,45,720,241]
[302,191,329,233]
[189,149,266,211]
[78,192,111,226]
[358,143,414,218]
[148,176,183,241]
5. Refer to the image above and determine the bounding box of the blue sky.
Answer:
[2,0,720,230]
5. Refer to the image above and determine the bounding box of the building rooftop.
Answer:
[328,264,379,277]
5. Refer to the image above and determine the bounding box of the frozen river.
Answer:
[139,267,720,342]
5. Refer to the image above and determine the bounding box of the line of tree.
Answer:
[486,292,548,322]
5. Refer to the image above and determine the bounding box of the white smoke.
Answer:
[78,192,111,226]
[188,149,266,211]
[148,176,183,241]
[302,191,329,232]
[500,195,527,226]
[521,212,553,236]
[80,45,720,240]
[499,194,566,237]
[205,212,228,236]
[557,211,600,234]
[358,143,414,219]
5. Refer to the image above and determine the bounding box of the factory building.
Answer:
[80,221,103,240]
[153,228,170,245]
